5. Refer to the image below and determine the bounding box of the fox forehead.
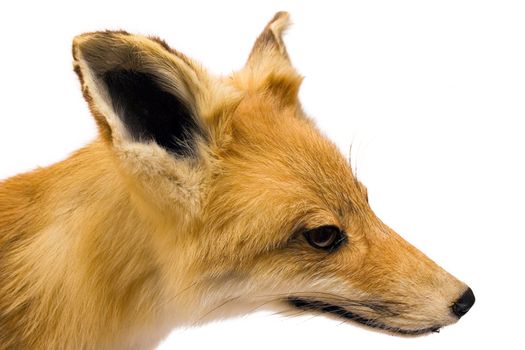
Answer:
[201,86,368,250]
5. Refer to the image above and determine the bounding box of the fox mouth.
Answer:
[287,297,441,335]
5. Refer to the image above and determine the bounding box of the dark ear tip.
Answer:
[265,11,291,36]
[247,11,292,65]
[72,30,131,61]
[269,11,290,25]
[73,30,141,78]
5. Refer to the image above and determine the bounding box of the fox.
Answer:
[0,11,475,349]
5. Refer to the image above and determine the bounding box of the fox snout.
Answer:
[267,216,476,335]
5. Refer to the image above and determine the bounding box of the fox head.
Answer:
[72,12,474,335]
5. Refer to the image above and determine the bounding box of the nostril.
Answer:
[452,287,475,318]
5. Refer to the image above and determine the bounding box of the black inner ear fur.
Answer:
[103,70,203,156]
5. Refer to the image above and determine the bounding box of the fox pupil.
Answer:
[304,225,344,251]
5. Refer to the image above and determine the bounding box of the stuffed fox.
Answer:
[0,12,474,349]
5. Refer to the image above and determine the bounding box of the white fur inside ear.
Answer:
[75,55,132,147]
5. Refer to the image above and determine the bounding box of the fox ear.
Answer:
[247,11,291,67]
[73,31,210,157]
[244,12,302,107]
[72,32,240,217]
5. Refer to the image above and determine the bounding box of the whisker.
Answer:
[192,296,240,325]
[270,308,306,319]
[243,299,280,315]
[297,313,323,325]
[182,288,405,331]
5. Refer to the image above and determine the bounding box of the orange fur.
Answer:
[0,12,472,349]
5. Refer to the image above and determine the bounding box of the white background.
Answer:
[1,1,524,349]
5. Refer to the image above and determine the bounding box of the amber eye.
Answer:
[303,225,346,252]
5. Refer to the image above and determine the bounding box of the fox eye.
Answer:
[303,225,346,252]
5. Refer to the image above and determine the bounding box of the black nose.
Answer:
[452,287,475,318]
